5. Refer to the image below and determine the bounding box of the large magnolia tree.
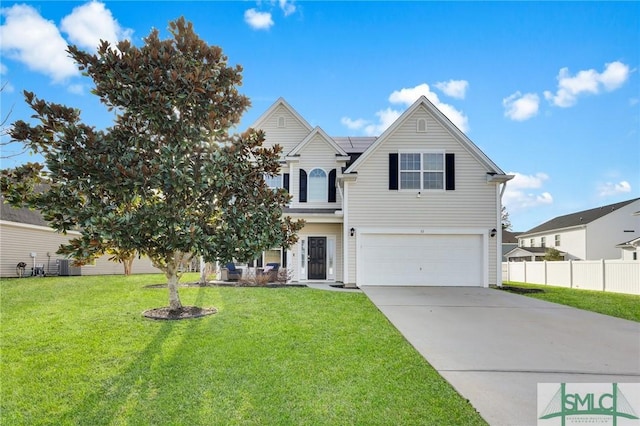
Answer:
[1,18,303,310]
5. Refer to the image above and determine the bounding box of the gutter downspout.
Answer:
[497,181,509,287]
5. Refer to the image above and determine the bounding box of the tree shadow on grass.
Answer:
[54,286,215,425]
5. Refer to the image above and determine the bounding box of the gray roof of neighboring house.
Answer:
[1,201,48,227]
[333,137,377,154]
[502,229,522,243]
[521,198,640,236]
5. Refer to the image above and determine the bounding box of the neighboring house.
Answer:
[0,202,161,278]
[505,198,640,262]
[250,96,513,287]
[617,210,640,260]
[502,229,522,260]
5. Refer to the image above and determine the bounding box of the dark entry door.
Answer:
[308,237,326,280]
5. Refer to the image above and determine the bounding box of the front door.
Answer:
[308,237,326,280]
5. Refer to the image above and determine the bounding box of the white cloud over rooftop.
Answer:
[435,79,469,99]
[503,172,554,212]
[341,83,469,136]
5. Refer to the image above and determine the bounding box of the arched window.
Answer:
[308,168,327,202]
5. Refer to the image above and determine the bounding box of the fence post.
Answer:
[569,259,573,288]
[601,259,606,292]
[544,260,548,285]
[523,260,527,284]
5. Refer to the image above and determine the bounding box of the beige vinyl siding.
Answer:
[345,106,499,284]
[254,104,312,156]
[1,222,160,278]
[290,134,344,208]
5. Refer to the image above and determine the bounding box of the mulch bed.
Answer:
[142,305,218,320]
[499,285,545,294]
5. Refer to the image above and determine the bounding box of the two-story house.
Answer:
[250,96,512,287]
[505,198,640,261]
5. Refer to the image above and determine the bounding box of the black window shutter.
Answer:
[283,173,290,193]
[328,169,337,202]
[299,169,307,202]
[389,153,399,190]
[257,256,263,268]
[281,247,287,268]
[445,153,455,191]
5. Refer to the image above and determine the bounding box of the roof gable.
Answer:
[344,96,505,175]
[522,198,640,236]
[288,127,348,157]
[250,97,313,133]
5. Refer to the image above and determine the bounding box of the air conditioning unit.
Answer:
[58,259,81,276]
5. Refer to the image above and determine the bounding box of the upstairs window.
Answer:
[555,234,561,246]
[264,174,282,189]
[308,168,327,201]
[277,116,286,128]
[541,237,546,248]
[399,152,444,190]
[530,238,535,247]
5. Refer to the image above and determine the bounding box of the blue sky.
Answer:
[1,1,638,231]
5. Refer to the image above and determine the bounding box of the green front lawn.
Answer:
[1,274,485,425]
[503,282,640,322]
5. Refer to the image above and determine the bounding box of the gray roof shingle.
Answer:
[522,198,640,236]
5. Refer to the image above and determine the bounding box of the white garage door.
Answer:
[359,233,484,286]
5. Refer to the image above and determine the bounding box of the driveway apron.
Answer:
[360,286,640,426]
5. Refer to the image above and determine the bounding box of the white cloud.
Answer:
[503,91,540,121]
[0,4,78,82]
[503,172,553,212]
[597,180,632,197]
[435,79,469,99]
[340,83,469,136]
[340,117,369,130]
[60,1,133,51]
[278,0,296,16]
[67,84,84,95]
[244,9,274,30]
[544,61,630,107]
[388,83,469,132]
[341,109,401,136]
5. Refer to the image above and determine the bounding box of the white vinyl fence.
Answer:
[502,260,640,295]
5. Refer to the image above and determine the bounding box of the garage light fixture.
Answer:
[350,227,355,237]
[490,228,497,238]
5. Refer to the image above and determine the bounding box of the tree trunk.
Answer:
[165,254,182,310]
[123,257,133,276]
[199,256,207,284]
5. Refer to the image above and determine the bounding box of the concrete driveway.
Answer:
[360,286,640,426]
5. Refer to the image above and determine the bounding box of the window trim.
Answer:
[308,168,328,202]
[398,150,445,191]
[264,173,283,190]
